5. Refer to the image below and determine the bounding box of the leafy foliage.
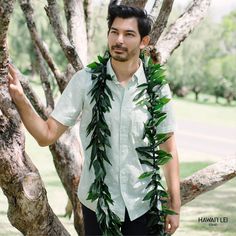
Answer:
[135,54,176,235]
[167,9,236,104]
[86,52,175,235]
[86,53,122,236]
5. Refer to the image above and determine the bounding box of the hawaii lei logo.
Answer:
[198,216,229,226]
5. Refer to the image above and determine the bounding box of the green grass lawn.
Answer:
[173,95,236,128]
[180,162,212,179]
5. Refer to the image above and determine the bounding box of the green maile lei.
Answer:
[86,51,176,236]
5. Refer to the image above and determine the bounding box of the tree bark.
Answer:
[17,69,49,119]
[83,0,93,45]
[15,68,85,236]
[19,0,67,93]
[150,0,174,45]
[120,0,148,8]
[50,130,85,236]
[180,157,236,206]
[0,1,70,235]
[156,0,211,64]
[64,0,88,65]
[149,0,162,17]
[34,46,54,110]
[17,2,86,230]
[45,0,83,71]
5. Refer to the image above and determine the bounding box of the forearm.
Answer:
[15,95,51,146]
[160,134,181,212]
[163,151,181,212]
[8,64,67,146]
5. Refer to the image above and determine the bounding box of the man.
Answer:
[8,2,180,235]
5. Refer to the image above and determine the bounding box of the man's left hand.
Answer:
[164,213,180,235]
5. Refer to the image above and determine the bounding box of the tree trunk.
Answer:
[64,0,88,65]
[0,1,70,235]
[120,0,148,8]
[83,0,93,45]
[18,1,86,233]
[15,69,85,235]
[45,0,83,71]
[50,127,85,236]
[150,0,174,45]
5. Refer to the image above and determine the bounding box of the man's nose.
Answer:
[116,34,124,44]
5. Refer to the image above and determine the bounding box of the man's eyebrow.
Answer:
[126,30,136,34]
[110,27,118,31]
[110,27,137,34]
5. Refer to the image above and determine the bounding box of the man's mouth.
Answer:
[111,45,128,53]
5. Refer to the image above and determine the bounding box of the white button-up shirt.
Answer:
[51,59,176,221]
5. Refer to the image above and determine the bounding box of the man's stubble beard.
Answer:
[111,53,129,62]
[110,48,139,63]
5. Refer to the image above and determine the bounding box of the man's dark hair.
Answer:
[107,1,153,39]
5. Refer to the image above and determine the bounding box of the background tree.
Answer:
[0,0,235,235]
[167,8,236,103]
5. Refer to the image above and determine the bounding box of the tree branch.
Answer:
[63,0,88,65]
[50,130,85,236]
[19,73,49,120]
[149,0,162,16]
[45,0,84,71]
[150,0,174,45]
[156,0,211,64]
[180,156,236,206]
[120,0,147,8]
[19,0,68,93]
[34,46,54,110]
[0,0,14,79]
[83,0,93,45]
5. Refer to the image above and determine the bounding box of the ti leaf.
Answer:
[139,171,154,179]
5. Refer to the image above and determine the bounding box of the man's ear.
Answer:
[140,35,150,49]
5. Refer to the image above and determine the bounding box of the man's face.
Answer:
[108,17,147,62]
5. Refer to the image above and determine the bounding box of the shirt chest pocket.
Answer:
[131,107,150,139]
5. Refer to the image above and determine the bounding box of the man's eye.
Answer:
[126,33,134,37]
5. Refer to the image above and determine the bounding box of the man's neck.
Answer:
[111,58,140,86]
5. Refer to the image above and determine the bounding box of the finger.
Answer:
[8,74,18,91]
[9,83,19,92]
[165,218,170,233]
[169,226,177,235]
[8,73,12,79]
[8,73,14,83]
[8,63,18,80]
[8,72,13,79]
[169,222,179,235]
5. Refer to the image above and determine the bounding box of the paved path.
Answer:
[175,118,236,162]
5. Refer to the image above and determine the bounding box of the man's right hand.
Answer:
[8,63,25,105]
[7,63,68,146]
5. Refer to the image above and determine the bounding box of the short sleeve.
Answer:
[156,84,176,134]
[50,71,85,126]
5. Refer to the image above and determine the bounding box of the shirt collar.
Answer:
[106,58,146,85]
